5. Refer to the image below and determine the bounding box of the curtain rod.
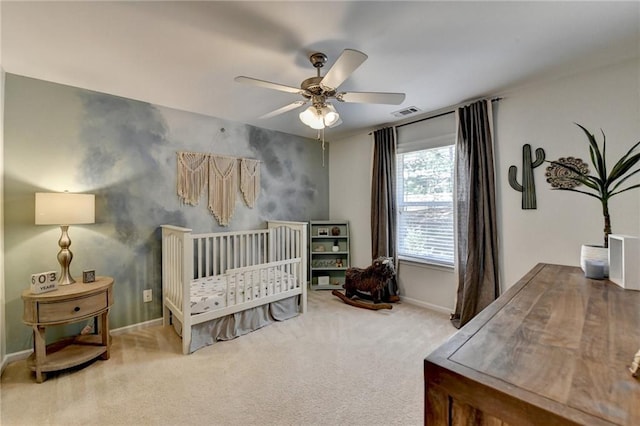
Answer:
[369,97,502,134]
[395,110,454,129]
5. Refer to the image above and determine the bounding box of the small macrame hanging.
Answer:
[177,152,209,205]
[208,155,238,226]
[240,158,261,208]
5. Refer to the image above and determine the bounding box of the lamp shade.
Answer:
[35,193,95,225]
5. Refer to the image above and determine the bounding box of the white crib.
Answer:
[161,221,307,354]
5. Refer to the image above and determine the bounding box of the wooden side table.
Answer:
[22,276,114,383]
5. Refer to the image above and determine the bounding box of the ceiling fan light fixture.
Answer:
[299,106,325,129]
[322,104,340,127]
[299,104,340,129]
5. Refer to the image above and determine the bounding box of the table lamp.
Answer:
[35,192,95,285]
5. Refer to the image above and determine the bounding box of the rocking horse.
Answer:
[332,256,398,310]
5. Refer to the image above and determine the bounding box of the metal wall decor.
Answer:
[508,144,546,209]
[545,157,588,189]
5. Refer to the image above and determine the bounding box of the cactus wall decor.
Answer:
[508,144,546,209]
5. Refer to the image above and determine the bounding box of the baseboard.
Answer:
[2,317,164,367]
[399,296,452,315]
[2,349,33,366]
[110,317,163,336]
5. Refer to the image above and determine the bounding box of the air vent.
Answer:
[392,106,421,117]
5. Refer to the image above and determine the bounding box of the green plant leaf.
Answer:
[609,152,640,182]
[609,141,640,182]
[600,129,607,178]
[610,167,640,193]
[610,182,640,198]
[576,123,606,179]
[552,187,602,199]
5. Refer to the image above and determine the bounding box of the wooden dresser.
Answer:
[22,276,114,383]
[424,263,640,425]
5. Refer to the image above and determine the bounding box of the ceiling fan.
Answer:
[235,49,406,130]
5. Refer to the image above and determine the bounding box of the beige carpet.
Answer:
[1,290,456,426]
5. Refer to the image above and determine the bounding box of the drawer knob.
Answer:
[74,306,80,312]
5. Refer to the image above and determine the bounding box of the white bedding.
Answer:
[190,270,297,315]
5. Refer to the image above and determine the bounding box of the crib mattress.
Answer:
[190,270,297,315]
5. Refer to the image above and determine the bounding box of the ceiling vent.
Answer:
[392,106,421,117]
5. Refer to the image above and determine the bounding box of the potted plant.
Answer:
[550,123,640,274]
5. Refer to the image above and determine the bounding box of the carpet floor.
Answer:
[1,290,456,426]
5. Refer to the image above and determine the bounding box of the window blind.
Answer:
[396,112,456,153]
[396,112,456,266]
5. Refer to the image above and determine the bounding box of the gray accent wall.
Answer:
[3,74,328,353]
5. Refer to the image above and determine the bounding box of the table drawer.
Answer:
[38,292,108,323]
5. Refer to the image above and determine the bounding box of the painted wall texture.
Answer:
[3,74,329,353]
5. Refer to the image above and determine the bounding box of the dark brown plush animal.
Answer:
[343,257,395,304]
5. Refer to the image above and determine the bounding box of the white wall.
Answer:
[328,133,373,269]
[496,57,640,287]
[395,262,455,313]
[1,0,6,367]
[330,57,640,312]
[1,66,5,370]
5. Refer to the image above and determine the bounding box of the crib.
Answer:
[161,221,307,354]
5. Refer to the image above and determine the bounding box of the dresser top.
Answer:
[426,263,640,425]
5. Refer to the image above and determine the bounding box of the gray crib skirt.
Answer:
[186,296,299,353]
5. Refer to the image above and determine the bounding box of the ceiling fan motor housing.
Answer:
[309,52,327,68]
[303,52,337,100]
[301,76,336,99]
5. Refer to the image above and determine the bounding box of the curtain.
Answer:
[371,127,399,299]
[451,100,500,329]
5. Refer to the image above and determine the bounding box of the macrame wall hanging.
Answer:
[177,152,209,206]
[240,158,261,208]
[208,155,238,226]
[176,151,261,226]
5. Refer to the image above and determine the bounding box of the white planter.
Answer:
[580,244,609,277]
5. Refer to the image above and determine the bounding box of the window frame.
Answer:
[395,113,456,268]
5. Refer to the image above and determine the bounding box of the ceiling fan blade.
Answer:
[235,76,302,94]
[337,91,406,105]
[259,100,307,119]
[320,49,368,91]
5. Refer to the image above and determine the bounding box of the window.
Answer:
[396,113,456,266]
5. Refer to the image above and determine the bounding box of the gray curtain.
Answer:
[371,127,399,299]
[451,100,500,329]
